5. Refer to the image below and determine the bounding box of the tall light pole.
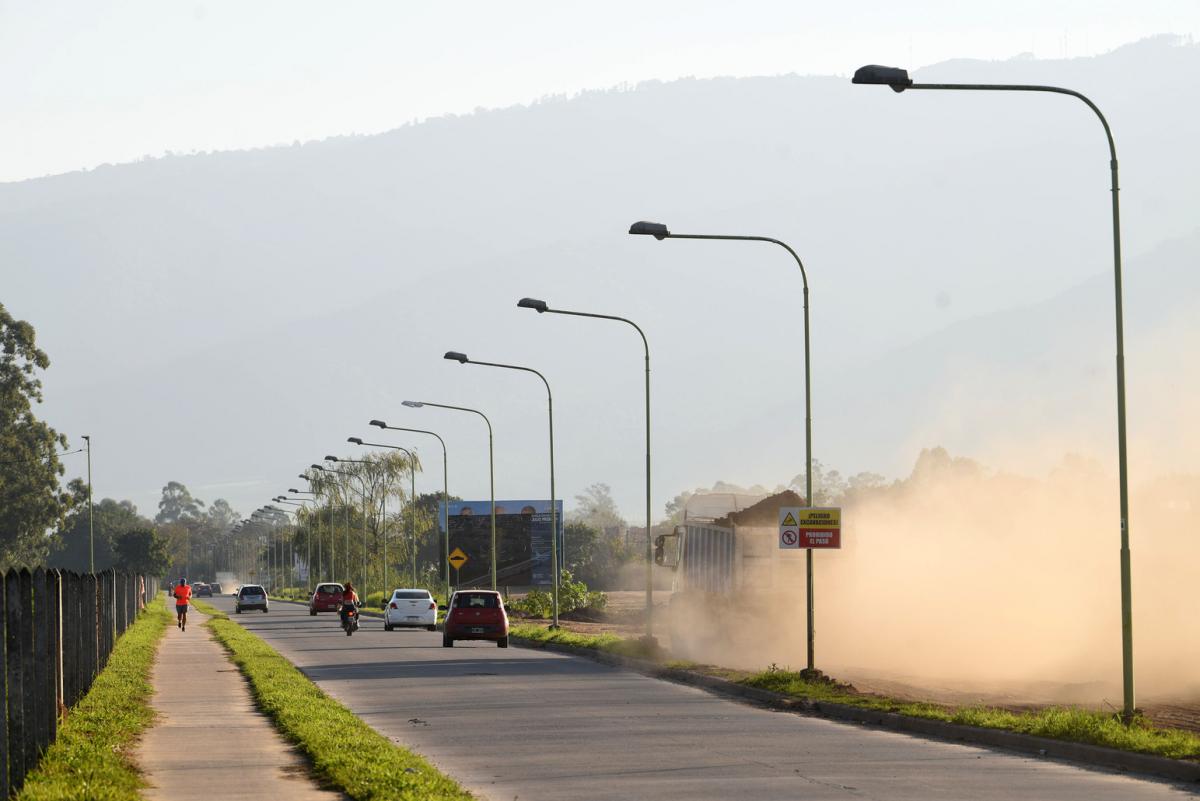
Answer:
[517,298,656,642]
[444,351,559,628]
[630,220,814,666]
[311,464,344,582]
[370,420,450,603]
[349,437,418,593]
[299,473,326,581]
[82,435,94,572]
[402,400,497,591]
[852,64,1134,721]
[326,456,374,599]
[287,488,317,587]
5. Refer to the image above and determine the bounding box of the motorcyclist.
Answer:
[339,582,361,628]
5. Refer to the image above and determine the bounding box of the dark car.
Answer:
[236,584,269,614]
[209,582,224,595]
[195,583,213,598]
[443,590,509,648]
[309,583,344,615]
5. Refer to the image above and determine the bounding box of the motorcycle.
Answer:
[341,602,361,636]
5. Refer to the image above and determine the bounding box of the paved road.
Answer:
[209,596,1196,800]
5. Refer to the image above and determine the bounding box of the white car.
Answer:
[383,588,437,631]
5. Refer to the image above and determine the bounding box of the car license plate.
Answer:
[470,627,484,634]
[406,616,419,620]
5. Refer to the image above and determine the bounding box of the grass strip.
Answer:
[192,599,472,801]
[510,624,1200,761]
[16,596,172,801]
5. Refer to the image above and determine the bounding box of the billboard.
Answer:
[438,499,565,587]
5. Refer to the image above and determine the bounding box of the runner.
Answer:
[172,578,192,631]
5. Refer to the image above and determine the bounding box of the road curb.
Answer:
[510,634,1200,785]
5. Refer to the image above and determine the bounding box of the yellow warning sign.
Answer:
[781,512,798,527]
[448,547,468,569]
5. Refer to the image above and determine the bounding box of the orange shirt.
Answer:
[173,585,192,606]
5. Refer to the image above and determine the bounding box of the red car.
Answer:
[443,590,509,648]
[309,583,344,615]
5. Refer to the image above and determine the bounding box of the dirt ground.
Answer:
[514,590,1200,734]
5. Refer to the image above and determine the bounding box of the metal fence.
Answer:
[0,568,158,797]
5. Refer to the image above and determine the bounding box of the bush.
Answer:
[508,572,607,618]
[365,590,387,609]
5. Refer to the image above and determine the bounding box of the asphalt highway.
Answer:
[208,596,1195,800]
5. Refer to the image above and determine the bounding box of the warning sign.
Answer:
[780,506,841,549]
[779,507,800,549]
[448,547,468,569]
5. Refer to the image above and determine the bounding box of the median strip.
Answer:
[509,623,1200,778]
[192,599,472,801]
[16,596,171,801]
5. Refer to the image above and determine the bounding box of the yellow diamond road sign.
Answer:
[781,512,798,527]
[448,547,468,569]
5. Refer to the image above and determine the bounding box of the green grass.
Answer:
[511,624,1200,762]
[509,623,662,661]
[192,599,472,801]
[16,596,172,801]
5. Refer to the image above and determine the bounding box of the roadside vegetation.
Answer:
[192,599,472,800]
[16,596,171,801]
[510,625,1200,762]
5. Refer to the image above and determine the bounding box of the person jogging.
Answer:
[172,578,192,631]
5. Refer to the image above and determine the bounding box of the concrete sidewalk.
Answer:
[135,606,343,801]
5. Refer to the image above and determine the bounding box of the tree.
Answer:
[569,483,625,532]
[113,527,172,575]
[206,498,240,531]
[0,304,70,568]
[155,481,205,524]
[49,488,149,571]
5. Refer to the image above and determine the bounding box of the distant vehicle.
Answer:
[195,583,213,598]
[236,584,268,614]
[208,582,224,595]
[442,590,508,648]
[309,583,344,615]
[383,589,437,632]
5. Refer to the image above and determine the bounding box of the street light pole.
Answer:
[288,488,317,587]
[349,438,418,593]
[300,473,326,582]
[370,421,450,603]
[325,457,373,598]
[403,400,497,591]
[82,435,94,573]
[516,298,656,642]
[851,64,1134,721]
[444,351,559,628]
[630,221,814,666]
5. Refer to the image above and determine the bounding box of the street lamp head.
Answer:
[369,419,387,429]
[298,474,309,481]
[310,464,326,471]
[324,455,338,462]
[444,351,469,363]
[517,297,549,313]
[851,64,912,92]
[401,400,424,408]
[629,220,670,240]
[288,488,300,494]
[347,437,363,445]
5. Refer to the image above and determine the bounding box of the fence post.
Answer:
[0,570,9,800]
[5,571,26,791]
[47,570,60,742]
[31,570,50,763]
[19,569,37,782]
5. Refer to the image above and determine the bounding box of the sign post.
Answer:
[448,547,468,590]
[780,506,842,673]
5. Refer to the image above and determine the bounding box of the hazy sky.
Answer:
[3,0,1198,182]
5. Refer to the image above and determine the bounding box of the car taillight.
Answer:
[389,602,397,609]
[429,602,435,610]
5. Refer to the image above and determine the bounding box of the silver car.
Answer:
[235,584,269,613]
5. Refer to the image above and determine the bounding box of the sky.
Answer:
[3,0,1199,183]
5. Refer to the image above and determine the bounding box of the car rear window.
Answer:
[240,587,263,597]
[453,593,499,609]
[393,591,431,600]
[317,585,342,594]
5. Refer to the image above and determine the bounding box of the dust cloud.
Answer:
[667,396,1200,707]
